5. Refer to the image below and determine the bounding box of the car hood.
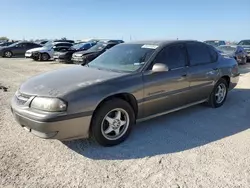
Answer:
[26,47,49,52]
[239,45,250,50]
[19,66,127,97]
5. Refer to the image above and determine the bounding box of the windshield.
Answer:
[88,44,157,72]
[87,42,108,52]
[217,46,236,53]
[238,40,250,45]
[43,41,54,48]
[70,43,86,50]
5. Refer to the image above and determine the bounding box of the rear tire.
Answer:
[208,78,228,108]
[4,51,13,58]
[41,53,50,61]
[91,98,135,146]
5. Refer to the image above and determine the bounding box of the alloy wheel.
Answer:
[215,83,227,104]
[101,108,130,140]
[5,51,12,58]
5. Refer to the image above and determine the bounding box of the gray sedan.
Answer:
[11,40,239,146]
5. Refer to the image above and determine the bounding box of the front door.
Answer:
[142,43,190,118]
[185,42,219,103]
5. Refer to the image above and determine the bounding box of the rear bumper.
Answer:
[11,97,92,141]
[229,73,239,91]
[72,57,84,63]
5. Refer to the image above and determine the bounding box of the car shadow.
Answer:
[63,88,250,160]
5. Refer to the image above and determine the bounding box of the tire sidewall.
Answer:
[4,51,12,58]
[41,53,49,61]
[91,99,135,146]
[210,79,228,108]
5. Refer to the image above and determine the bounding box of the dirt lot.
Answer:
[1,58,250,188]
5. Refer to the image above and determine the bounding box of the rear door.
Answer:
[13,43,25,55]
[185,42,219,102]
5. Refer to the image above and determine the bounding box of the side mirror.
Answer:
[152,63,169,72]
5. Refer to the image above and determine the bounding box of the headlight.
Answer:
[31,97,67,112]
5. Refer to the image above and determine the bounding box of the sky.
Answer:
[1,0,250,42]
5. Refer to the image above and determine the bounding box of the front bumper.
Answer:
[11,97,92,141]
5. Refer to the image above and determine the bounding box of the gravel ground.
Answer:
[1,58,250,188]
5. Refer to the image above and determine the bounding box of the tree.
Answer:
[0,36,9,41]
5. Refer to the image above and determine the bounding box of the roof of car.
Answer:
[219,45,237,47]
[204,40,225,41]
[99,39,124,43]
[18,41,37,44]
[126,40,197,46]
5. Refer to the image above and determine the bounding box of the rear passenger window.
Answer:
[207,45,218,62]
[186,42,212,66]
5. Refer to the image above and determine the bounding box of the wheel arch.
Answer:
[41,52,51,58]
[220,75,230,87]
[90,92,138,127]
[3,50,13,57]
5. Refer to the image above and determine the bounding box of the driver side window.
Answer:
[154,44,187,70]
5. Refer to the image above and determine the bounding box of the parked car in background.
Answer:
[25,42,74,61]
[217,45,247,64]
[11,40,239,146]
[79,38,100,43]
[54,39,75,43]
[53,42,96,63]
[0,42,42,58]
[0,42,14,47]
[204,40,226,47]
[37,40,49,45]
[71,40,124,64]
[237,40,250,62]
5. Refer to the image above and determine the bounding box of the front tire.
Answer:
[208,78,228,108]
[91,98,135,146]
